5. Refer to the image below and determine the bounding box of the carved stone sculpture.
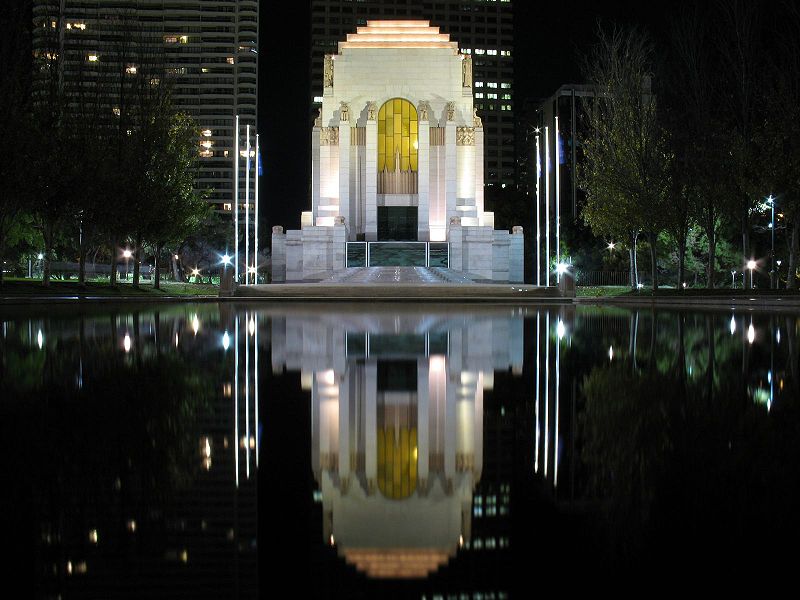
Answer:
[320,127,339,145]
[323,55,333,88]
[450,216,462,225]
[456,126,475,146]
[446,101,455,121]
[462,54,472,87]
[418,100,430,121]
[367,101,377,121]
[473,107,482,128]
[314,107,322,127]
[340,101,350,123]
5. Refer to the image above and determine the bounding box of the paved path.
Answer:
[324,267,474,285]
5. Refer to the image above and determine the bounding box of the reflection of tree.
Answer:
[580,364,673,558]
[579,311,800,566]
[0,327,212,594]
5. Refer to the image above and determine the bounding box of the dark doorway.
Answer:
[377,206,418,241]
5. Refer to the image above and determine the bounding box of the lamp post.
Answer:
[731,270,736,289]
[777,259,782,289]
[767,195,776,289]
[747,259,756,288]
[123,249,132,282]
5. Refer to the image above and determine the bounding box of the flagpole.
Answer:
[245,124,251,285]
[254,133,259,283]
[234,115,240,283]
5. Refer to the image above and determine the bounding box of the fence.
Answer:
[575,270,643,286]
[346,242,449,268]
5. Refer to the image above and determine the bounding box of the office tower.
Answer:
[31,0,258,216]
[310,0,515,192]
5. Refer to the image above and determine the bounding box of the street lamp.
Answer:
[767,195,776,289]
[123,249,132,281]
[731,270,737,289]
[747,259,757,288]
[777,259,782,289]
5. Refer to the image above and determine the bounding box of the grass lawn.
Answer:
[576,286,631,297]
[578,285,800,297]
[0,278,219,297]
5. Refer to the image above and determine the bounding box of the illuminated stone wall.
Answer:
[273,20,523,282]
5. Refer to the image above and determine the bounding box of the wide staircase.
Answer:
[324,267,474,284]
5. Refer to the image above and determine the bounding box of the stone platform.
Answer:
[230,268,564,302]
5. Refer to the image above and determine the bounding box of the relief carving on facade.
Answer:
[456,126,475,146]
[418,100,430,121]
[462,54,472,87]
[314,107,322,127]
[473,107,482,128]
[339,101,350,123]
[367,101,377,121]
[323,55,334,88]
[446,101,455,121]
[320,127,339,145]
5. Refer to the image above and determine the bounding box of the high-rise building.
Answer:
[310,0,515,192]
[31,0,258,216]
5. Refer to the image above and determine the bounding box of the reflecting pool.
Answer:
[2,303,799,597]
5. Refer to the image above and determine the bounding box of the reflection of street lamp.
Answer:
[747,259,756,288]
[123,249,132,281]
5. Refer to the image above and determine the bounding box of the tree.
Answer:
[580,24,673,290]
[756,2,800,288]
[715,0,767,288]
[0,1,32,284]
[144,112,210,289]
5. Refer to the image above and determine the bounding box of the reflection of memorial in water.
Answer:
[270,308,523,579]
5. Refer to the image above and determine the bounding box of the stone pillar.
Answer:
[449,216,463,271]
[333,216,347,272]
[338,122,351,234]
[510,225,524,283]
[365,113,378,241]
[271,225,286,283]
[312,127,321,223]
[445,109,457,233]
[418,110,430,241]
[475,123,485,221]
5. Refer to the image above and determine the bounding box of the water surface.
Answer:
[2,302,798,597]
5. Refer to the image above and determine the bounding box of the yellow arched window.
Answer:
[377,98,418,173]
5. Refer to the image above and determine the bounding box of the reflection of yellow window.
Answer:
[377,98,418,173]
[377,427,418,499]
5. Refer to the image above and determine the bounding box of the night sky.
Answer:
[258,1,672,231]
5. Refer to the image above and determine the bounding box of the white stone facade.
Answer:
[272,21,523,282]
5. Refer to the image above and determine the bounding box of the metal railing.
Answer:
[575,270,644,286]
[346,242,449,268]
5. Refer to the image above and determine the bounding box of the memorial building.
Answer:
[272,21,523,282]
